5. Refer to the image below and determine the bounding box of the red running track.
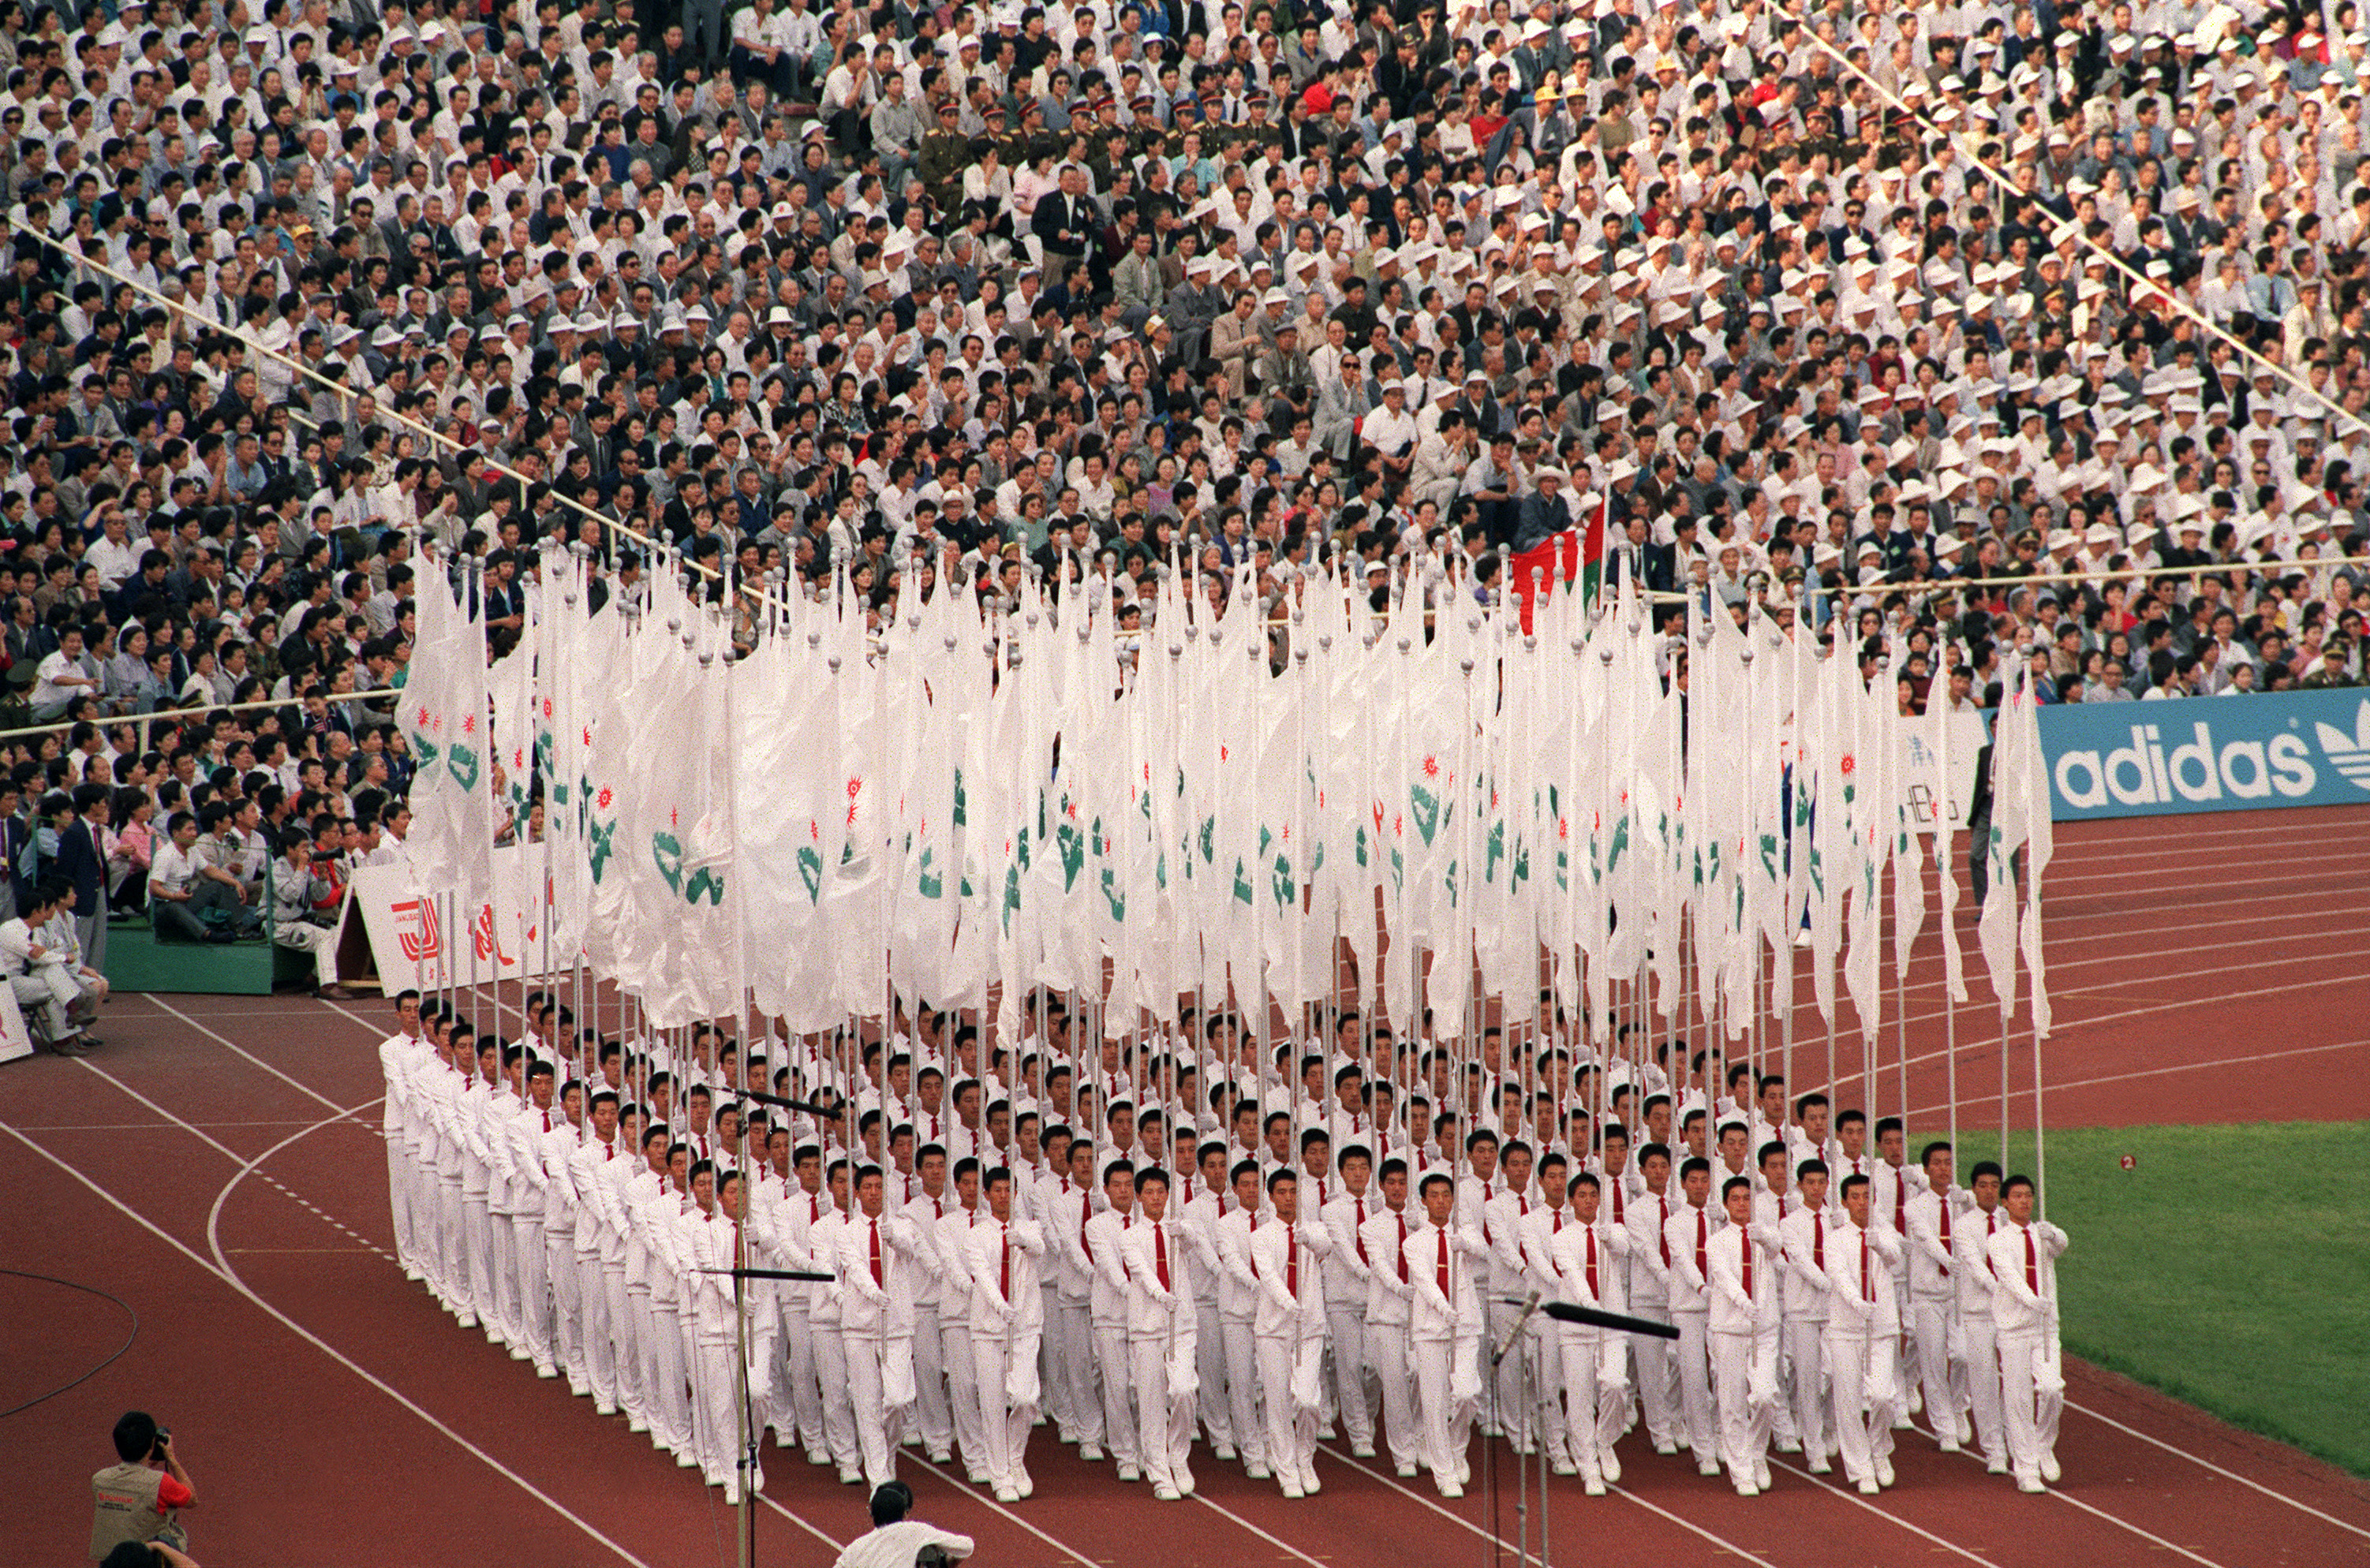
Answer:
[2,806,2367,1568]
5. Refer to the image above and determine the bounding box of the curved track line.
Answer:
[0,1112,644,1568]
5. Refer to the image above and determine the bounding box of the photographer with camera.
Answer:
[831,1481,974,1568]
[268,826,354,1000]
[89,1412,195,1561]
[101,1544,200,1568]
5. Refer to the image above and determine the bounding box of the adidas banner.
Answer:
[2036,690,2370,819]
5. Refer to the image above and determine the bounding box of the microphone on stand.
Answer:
[1492,1290,1543,1368]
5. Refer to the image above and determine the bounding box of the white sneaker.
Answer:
[1810,1459,1834,1475]
[1859,1478,1881,1495]
[1908,1387,1924,1417]
[1939,1438,1961,1454]
[1600,1454,1621,1484]
[1396,1462,1419,1478]
[1551,1460,1577,1477]
[1246,1463,1270,1480]
[1351,1443,1376,1458]
[1081,1444,1104,1462]
[927,1450,952,1465]
[1119,1464,1142,1483]
[535,1364,559,1379]
[2018,1477,2047,1494]
[1875,1458,1896,1488]
[1736,1482,1759,1498]
[1584,1477,1606,1496]
[1698,1462,1724,1478]
[1654,1441,1679,1456]
[1986,1460,2009,1477]
[1775,1439,1802,1454]
[1439,1481,1464,1499]
[2041,1455,2062,1484]
[1282,1481,1305,1499]
[676,1452,700,1469]
[1214,1444,1237,1462]
[1153,1484,1182,1502]
[994,1485,1020,1503]
[1015,1471,1034,1499]
[1301,1470,1321,1495]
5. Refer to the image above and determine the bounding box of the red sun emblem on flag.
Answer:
[596,786,614,810]
[1839,755,1856,775]
[581,726,593,747]
[1219,745,1230,763]
[542,698,555,719]
[461,714,477,734]
[1557,818,1569,840]
[414,705,430,727]
[1422,756,1441,778]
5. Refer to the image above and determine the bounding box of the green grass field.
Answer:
[1938,1119,2370,1476]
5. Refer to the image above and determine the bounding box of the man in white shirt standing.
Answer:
[1705,1176,1781,1495]
[1250,1168,1332,1499]
[964,1166,1047,1503]
[1541,1168,1631,1495]
[1778,1159,1837,1474]
[1661,1155,1723,1475]
[376,990,428,1278]
[1118,1166,1201,1501]
[1824,1171,1905,1495]
[1358,1157,1424,1478]
[1986,1174,2069,1494]
[1953,1159,2011,1476]
[1906,1141,1974,1452]
[834,1165,924,1494]
[1319,1144,1382,1459]
[1403,1170,1486,1498]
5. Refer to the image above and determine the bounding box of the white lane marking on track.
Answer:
[0,1112,654,1568]
[1315,1442,1779,1568]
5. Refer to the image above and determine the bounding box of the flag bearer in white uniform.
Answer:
[1542,1169,1631,1495]
[1403,1170,1486,1498]
[1907,1141,1974,1451]
[1954,1161,2010,1475]
[1318,1144,1382,1458]
[1987,1175,2069,1494]
[1358,1157,1424,1478]
[1778,1159,1836,1473]
[965,1167,1047,1502]
[1119,1167,1199,1501]
[1824,1171,1904,1495]
[1706,1176,1781,1495]
[1661,1155,1722,1474]
[1250,1168,1332,1499]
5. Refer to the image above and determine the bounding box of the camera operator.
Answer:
[830,1482,974,1568]
[90,1412,195,1560]
[101,1544,200,1568]
[268,826,354,1000]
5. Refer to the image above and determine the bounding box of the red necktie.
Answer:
[1894,1173,1905,1234]
[870,1219,884,1286]
[1861,1226,1873,1302]
[1000,1223,1010,1297]
[2024,1226,2038,1293]
[933,1196,943,1219]
[1658,1196,1671,1268]
[1695,1208,1706,1281]
[1248,1215,1258,1276]
[1355,1198,1370,1265]
[604,1141,615,1160]
[809,1194,819,1223]
[1985,1211,1998,1278]
[1156,1223,1170,1290]
[1610,1178,1624,1224]
[1741,1226,1753,1300]
[1286,1223,1297,1297]
[1080,1201,1093,1263]
[1938,1199,1951,1276]
[1397,1211,1409,1282]
[1813,1212,1825,1271]
[541,1111,551,1132]
[1435,1226,1449,1298]
[1585,1223,1597,1298]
